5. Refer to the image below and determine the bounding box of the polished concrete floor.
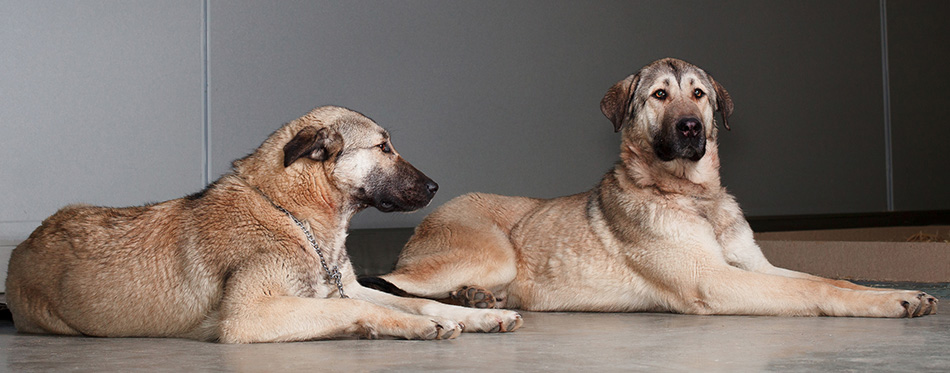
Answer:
[0,308,947,372]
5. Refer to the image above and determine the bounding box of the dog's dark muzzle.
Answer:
[374,177,438,212]
[654,117,706,162]
[366,158,438,213]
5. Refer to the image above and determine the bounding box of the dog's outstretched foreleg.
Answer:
[216,296,461,343]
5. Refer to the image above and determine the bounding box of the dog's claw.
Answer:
[427,319,462,340]
[505,315,523,332]
[899,292,938,318]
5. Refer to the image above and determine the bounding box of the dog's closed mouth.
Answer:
[375,198,432,213]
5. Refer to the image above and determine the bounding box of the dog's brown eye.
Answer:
[653,89,667,100]
[378,143,392,154]
[694,89,705,98]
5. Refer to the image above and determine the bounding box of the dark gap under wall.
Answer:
[347,228,415,276]
[346,210,950,276]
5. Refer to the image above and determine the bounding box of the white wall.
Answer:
[1,1,949,290]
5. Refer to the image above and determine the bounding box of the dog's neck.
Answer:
[230,172,353,238]
[618,139,722,196]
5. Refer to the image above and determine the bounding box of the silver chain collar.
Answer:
[275,206,348,299]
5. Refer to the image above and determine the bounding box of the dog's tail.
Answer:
[358,276,414,298]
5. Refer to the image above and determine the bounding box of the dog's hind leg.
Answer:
[5,292,81,336]
[368,194,533,308]
[377,223,517,305]
[363,193,540,309]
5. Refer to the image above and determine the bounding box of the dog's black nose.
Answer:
[425,180,439,197]
[676,118,703,138]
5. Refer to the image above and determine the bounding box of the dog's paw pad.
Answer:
[451,286,497,309]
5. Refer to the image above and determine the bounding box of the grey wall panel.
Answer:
[0,1,204,243]
[709,1,888,216]
[0,1,916,241]
[208,1,625,229]
[210,0,888,229]
[887,0,950,212]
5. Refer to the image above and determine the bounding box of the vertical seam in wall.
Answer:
[202,0,211,186]
[880,0,894,212]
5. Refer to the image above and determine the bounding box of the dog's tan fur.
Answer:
[376,58,938,317]
[5,106,522,343]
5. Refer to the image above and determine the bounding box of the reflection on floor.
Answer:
[0,309,947,372]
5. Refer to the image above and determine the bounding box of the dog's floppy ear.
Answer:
[711,78,734,131]
[283,126,344,167]
[600,73,640,132]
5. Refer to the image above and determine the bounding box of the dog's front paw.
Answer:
[459,309,523,333]
[898,291,938,318]
[425,318,463,340]
[362,315,462,340]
